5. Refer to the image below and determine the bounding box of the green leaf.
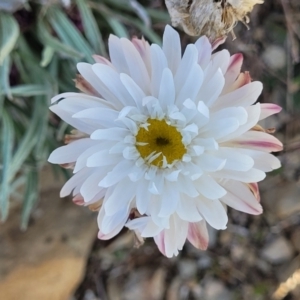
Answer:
[0,56,11,99]
[40,46,55,67]
[0,12,20,65]
[106,18,129,38]
[101,0,134,12]
[21,169,39,230]
[47,7,94,63]
[0,110,14,221]
[146,8,170,22]
[37,19,83,60]
[93,3,161,44]
[34,96,50,161]
[127,0,151,27]
[123,17,161,44]
[76,0,106,55]
[8,97,41,183]
[0,84,48,97]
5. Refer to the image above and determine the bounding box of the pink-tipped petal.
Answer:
[154,231,166,256]
[92,55,115,68]
[247,182,261,202]
[72,194,85,206]
[187,220,209,250]
[229,131,283,152]
[259,103,282,120]
[211,36,227,50]
[224,53,243,87]
[220,181,263,215]
[98,226,121,240]
[132,37,151,74]
[224,71,252,94]
[214,81,262,110]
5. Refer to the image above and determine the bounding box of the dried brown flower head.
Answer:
[165,0,263,40]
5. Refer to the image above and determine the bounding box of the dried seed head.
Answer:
[165,0,263,41]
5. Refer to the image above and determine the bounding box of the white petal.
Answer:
[235,148,281,172]
[87,150,121,167]
[164,216,188,257]
[211,50,230,74]
[196,154,226,172]
[158,68,176,109]
[108,34,130,74]
[72,107,120,129]
[121,38,151,94]
[74,143,113,173]
[196,197,228,230]
[136,179,151,214]
[220,180,262,215]
[194,36,212,69]
[213,81,263,110]
[90,128,129,141]
[210,106,247,126]
[148,195,169,228]
[213,168,266,183]
[48,138,97,164]
[103,178,136,216]
[50,103,95,134]
[77,63,122,108]
[158,182,180,217]
[200,117,239,140]
[92,64,136,107]
[219,103,261,142]
[196,68,225,107]
[176,195,202,222]
[197,101,210,119]
[174,44,198,95]
[98,205,129,235]
[99,160,134,187]
[80,171,105,202]
[120,73,145,110]
[195,175,227,199]
[193,137,218,150]
[175,63,203,106]
[162,25,181,74]
[177,175,199,197]
[60,167,91,197]
[123,146,140,160]
[150,44,168,97]
[126,217,162,238]
[212,147,255,172]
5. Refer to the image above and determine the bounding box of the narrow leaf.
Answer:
[40,46,55,67]
[21,169,39,230]
[47,7,94,63]
[1,111,14,221]
[106,18,129,38]
[37,19,83,59]
[0,84,48,97]
[0,12,20,64]
[75,0,106,55]
[0,56,11,99]
[8,97,41,182]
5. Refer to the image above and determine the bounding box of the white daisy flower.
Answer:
[48,25,282,257]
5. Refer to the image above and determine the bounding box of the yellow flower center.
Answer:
[135,119,186,167]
